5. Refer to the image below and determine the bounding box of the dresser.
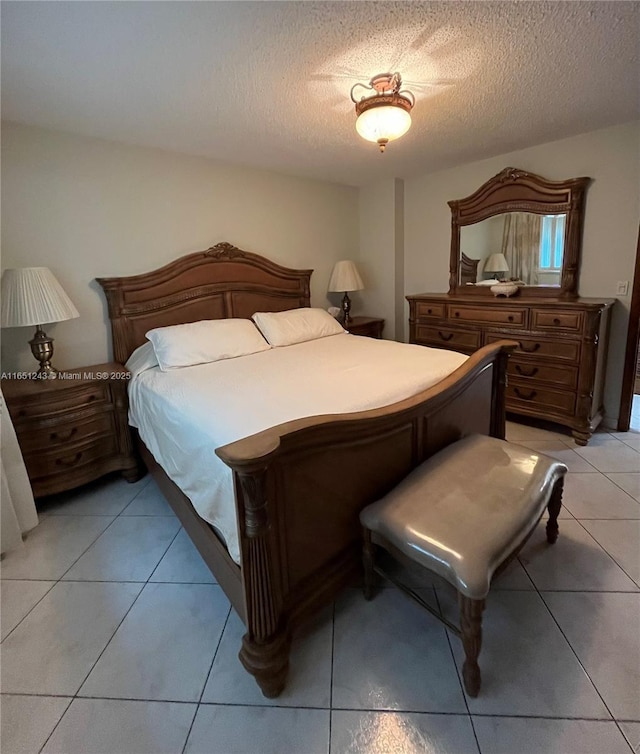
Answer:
[407,294,614,444]
[2,363,141,497]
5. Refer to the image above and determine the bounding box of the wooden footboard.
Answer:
[216,340,515,696]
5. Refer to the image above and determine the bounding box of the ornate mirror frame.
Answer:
[448,167,591,299]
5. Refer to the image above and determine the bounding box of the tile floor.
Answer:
[1,410,639,754]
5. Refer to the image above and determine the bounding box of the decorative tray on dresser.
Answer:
[407,166,616,445]
[2,363,141,497]
[408,294,613,444]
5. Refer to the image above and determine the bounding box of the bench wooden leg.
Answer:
[459,594,485,697]
[362,527,375,601]
[546,476,564,544]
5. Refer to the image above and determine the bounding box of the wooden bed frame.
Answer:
[97,241,515,698]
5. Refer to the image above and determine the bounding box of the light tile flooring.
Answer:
[2,411,640,754]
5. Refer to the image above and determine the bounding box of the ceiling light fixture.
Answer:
[350,72,415,153]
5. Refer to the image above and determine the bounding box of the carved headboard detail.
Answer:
[97,242,313,364]
[459,252,480,286]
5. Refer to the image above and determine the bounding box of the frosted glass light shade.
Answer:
[483,253,510,274]
[356,106,412,144]
[328,261,364,292]
[1,267,79,327]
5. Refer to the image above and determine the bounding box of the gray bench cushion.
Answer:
[360,434,567,599]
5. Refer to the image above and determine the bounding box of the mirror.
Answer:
[459,211,566,287]
[448,167,590,298]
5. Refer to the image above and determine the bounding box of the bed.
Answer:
[97,241,515,698]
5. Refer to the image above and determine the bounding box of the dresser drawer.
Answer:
[447,304,527,328]
[15,410,115,453]
[507,383,576,417]
[531,309,584,332]
[23,435,118,481]
[415,325,481,351]
[508,359,579,390]
[415,302,446,319]
[9,383,110,423]
[485,333,580,363]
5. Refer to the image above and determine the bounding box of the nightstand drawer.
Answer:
[415,302,445,319]
[531,309,584,332]
[447,304,528,328]
[8,382,110,422]
[15,410,115,453]
[23,435,118,481]
[415,325,481,351]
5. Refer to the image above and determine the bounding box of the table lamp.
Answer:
[1,267,79,377]
[328,260,364,325]
[483,253,509,280]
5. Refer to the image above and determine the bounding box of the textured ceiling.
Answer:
[2,1,638,186]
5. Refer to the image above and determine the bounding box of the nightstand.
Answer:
[2,363,141,497]
[345,316,385,339]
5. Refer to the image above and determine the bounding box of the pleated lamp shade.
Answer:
[328,261,364,292]
[1,268,79,327]
[483,253,509,274]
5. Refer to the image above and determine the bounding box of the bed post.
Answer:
[490,345,514,439]
[235,468,291,698]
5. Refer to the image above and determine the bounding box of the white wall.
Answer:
[1,122,358,370]
[403,121,640,424]
[356,178,404,339]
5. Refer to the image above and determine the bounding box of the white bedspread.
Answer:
[129,333,467,564]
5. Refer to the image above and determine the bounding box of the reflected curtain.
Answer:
[501,213,542,285]
[1,389,39,555]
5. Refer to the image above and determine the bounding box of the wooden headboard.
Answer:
[97,242,313,364]
[459,252,480,285]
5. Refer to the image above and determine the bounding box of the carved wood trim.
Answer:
[236,468,282,643]
[448,168,590,299]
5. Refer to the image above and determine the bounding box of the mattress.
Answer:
[128,333,468,564]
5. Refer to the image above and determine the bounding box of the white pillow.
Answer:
[252,307,345,347]
[125,341,159,379]
[145,319,270,371]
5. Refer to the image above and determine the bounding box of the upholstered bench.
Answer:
[359,434,567,697]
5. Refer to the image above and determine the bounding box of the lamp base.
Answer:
[340,292,352,326]
[29,326,59,378]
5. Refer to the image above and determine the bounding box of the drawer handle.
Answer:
[454,311,460,318]
[55,452,83,467]
[438,331,454,341]
[50,427,78,442]
[514,387,537,401]
[507,315,514,322]
[553,318,561,326]
[519,342,540,353]
[87,394,97,402]
[427,308,432,315]
[515,365,539,377]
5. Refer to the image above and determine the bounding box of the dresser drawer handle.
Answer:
[454,311,460,318]
[507,315,514,322]
[50,427,78,442]
[514,387,537,401]
[519,342,541,353]
[438,331,454,341]
[553,317,561,326]
[515,365,539,377]
[87,394,97,402]
[55,452,83,467]
[427,308,432,315]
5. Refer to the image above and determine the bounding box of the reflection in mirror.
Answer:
[459,212,566,287]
